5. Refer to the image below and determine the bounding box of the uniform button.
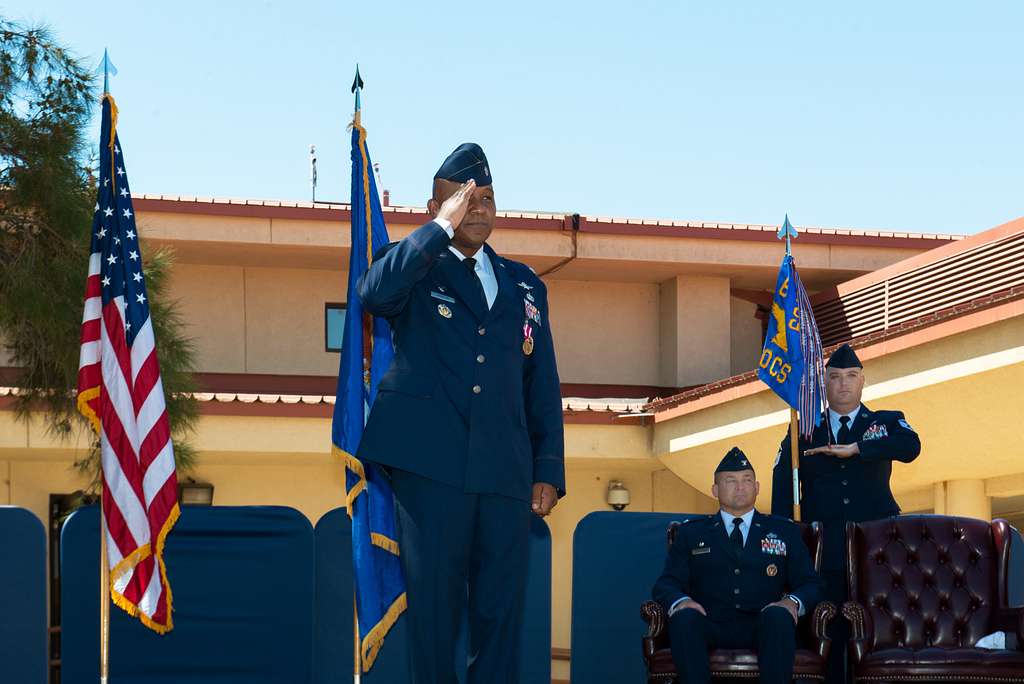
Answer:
[733,588,740,595]
[472,385,482,394]
[842,480,848,486]
[840,464,846,469]
[477,327,486,336]
[476,354,485,363]
[735,603,741,609]
[843,498,850,505]
[734,569,740,575]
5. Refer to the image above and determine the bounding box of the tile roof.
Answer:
[135,194,961,242]
[0,386,648,415]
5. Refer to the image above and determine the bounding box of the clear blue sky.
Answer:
[10,1,1023,234]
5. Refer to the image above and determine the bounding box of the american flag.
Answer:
[76,94,179,633]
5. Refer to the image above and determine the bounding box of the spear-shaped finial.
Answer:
[98,48,118,95]
[777,214,798,256]
[351,64,364,122]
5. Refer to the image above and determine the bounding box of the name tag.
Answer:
[691,547,711,556]
[430,291,456,303]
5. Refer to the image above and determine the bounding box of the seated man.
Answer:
[652,447,824,684]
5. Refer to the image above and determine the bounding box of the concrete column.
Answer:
[933,482,947,515]
[659,275,731,387]
[945,479,992,520]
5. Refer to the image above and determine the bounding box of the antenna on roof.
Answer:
[309,144,317,202]
[373,161,384,193]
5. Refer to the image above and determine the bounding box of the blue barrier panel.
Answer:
[1010,526,1024,607]
[0,506,47,684]
[314,507,551,683]
[571,511,698,683]
[62,505,314,684]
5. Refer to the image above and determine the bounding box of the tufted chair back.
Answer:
[846,515,1010,651]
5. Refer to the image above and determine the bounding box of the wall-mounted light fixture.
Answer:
[178,478,214,506]
[606,480,630,511]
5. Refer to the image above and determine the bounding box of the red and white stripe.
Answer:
[77,250,179,633]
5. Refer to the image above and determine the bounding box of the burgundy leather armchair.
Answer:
[843,515,1024,684]
[641,521,837,683]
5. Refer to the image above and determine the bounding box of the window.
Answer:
[325,303,347,353]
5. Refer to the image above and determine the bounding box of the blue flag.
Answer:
[331,117,406,671]
[757,254,826,438]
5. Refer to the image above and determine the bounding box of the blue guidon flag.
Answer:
[757,220,826,438]
[331,112,406,671]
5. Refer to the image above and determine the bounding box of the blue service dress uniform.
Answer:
[771,404,921,683]
[652,512,824,684]
[357,219,565,683]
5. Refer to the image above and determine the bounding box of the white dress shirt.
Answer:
[720,507,755,547]
[433,218,497,309]
[828,405,861,442]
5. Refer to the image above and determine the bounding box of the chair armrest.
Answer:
[843,602,873,665]
[641,600,669,662]
[995,607,1024,650]
[809,601,837,660]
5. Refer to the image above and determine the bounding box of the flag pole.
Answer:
[353,599,361,683]
[100,502,110,683]
[98,49,115,684]
[782,215,801,522]
[351,62,364,684]
[789,410,802,522]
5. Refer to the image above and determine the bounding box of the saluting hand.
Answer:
[804,443,860,459]
[532,482,558,517]
[436,179,476,229]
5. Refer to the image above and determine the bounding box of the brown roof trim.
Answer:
[0,371,653,423]
[196,400,644,423]
[193,373,668,400]
[649,283,1024,418]
[561,382,685,400]
[0,368,668,401]
[195,372,338,395]
[578,217,957,248]
[0,391,646,423]
[198,399,333,418]
[134,196,960,248]
[564,411,650,426]
[133,197,566,231]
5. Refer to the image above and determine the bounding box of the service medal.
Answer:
[437,304,452,318]
[766,563,778,577]
[523,321,535,356]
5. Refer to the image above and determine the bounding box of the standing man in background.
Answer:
[771,343,921,683]
[357,143,565,683]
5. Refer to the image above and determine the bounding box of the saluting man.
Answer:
[771,343,921,683]
[653,447,824,684]
[356,143,565,684]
